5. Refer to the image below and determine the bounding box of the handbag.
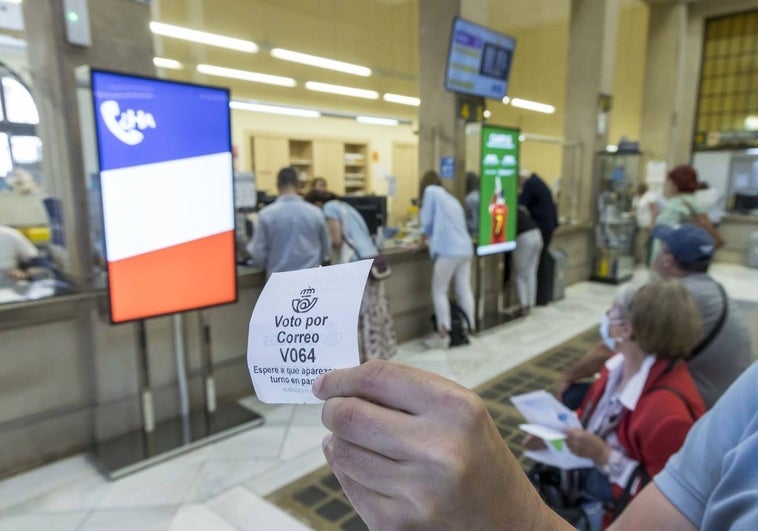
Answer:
[686,202,724,248]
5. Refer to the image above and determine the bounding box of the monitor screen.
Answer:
[476,124,519,256]
[90,69,237,323]
[445,17,516,101]
[340,196,387,236]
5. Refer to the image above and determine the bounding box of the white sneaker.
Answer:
[423,333,451,350]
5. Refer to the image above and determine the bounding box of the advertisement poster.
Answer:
[477,124,519,256]
[91,70,236,323]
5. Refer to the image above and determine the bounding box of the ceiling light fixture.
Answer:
[149,21,258,53]
[509,98,555,114]
[356,116,399,126]
[271,48,371,77]
[305,81,378,100]
[197,64,296,87]
[383,93,420,106]
[153,57,183,70]
[502,96,510,104]
[230,101,321,118]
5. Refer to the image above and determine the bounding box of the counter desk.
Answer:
[0,245,434,477]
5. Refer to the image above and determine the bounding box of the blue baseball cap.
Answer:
[651,223,715,266]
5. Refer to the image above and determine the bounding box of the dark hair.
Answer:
[419,170,443,201]
[667,165,699,194]
[277,167,299,189]
[637,183,648,195]
[304,189,338,205]
[465,172,479,194]
[311,177,327,189]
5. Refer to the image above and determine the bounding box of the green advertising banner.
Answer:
[477,124,519,256]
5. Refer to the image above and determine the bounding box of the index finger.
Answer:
[313,359,467,416]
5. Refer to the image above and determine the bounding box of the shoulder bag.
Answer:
[686,201,725,248]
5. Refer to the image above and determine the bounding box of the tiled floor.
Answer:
[1,264,756,531]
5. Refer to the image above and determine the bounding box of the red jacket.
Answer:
[577,358,705,501]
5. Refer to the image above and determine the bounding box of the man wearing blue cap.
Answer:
[556,223,752,409]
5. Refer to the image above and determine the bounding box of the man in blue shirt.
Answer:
[247,167,330,278]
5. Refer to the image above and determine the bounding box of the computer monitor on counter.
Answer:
[341,195,387,236]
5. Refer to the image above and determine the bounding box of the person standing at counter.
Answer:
[519,169,558,306]
[418,170,475,349]
[513,205,543,316]
[651,164,722,263]
[0,224,40,281]
[464,171,480,238]
[247,167,330,278]
[305,190,397,362]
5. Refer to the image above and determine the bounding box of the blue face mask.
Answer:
[599,314,619,351]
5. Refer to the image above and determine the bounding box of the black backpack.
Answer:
[431,299,471,347]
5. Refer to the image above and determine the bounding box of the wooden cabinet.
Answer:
[313,140,345,192]
[344,143,368,194]
[249,134,370,196]
[288,139,313,191]
[250,135,288,194]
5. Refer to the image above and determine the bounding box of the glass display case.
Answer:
[592,151,642,283]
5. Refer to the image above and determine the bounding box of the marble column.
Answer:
[561,0,620,224]
[640,2,688,167]
[418,0,487,199]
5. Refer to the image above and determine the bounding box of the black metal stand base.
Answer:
[90,401,264,479]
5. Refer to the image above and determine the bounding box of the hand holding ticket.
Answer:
[246,260,372,403]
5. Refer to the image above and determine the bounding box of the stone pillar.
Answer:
[561,0,620,223]
[640,2,688,167]
[418,0,487,199]
[22,0,154,286]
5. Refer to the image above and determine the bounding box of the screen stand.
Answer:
[89,315,263,479]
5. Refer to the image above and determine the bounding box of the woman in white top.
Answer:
[418,170,475,349]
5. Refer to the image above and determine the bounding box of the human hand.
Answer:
[553,374,572,400]
[6,268,29,281]
[522,434,547,451]
[564,428,610,466]
[314,360,572,531]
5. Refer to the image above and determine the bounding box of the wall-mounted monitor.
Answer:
[90,69,237,323]
[476,124,519,256]
[445,17,516,101]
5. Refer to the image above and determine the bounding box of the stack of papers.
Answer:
[511,390,594,470]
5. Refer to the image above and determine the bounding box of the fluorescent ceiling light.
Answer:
[509,98,555,114]
[271,48,371,77]
[502,96,510,104]
[197,64,296,87]
[150,21,258,53]
[356,116,399,126]
[153,57,183,70]
[230,101,320,118]
[383,93,420,106]
[305,81,378,100]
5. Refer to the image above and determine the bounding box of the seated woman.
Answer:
[305,190,396,362]
[528,280,705,528]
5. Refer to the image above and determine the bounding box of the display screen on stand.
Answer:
[476,124,519,256]
[90,69,237,323]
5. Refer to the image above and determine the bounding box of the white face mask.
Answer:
[599,314,622,351]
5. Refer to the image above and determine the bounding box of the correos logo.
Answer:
[99,100,157,146]
[486,133,514,149]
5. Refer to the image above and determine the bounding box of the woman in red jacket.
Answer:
[563,280,706,527]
